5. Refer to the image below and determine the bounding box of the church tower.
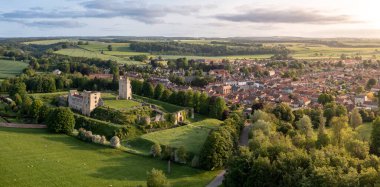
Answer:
[119,76,132,99]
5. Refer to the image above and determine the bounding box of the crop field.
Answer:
[265,42,380,60]
[0,59,29,80]
[0,127,219,187]
[133,95,185,113]
[54,48,145,65]
[139,118,222,154]
[23,39,76,45]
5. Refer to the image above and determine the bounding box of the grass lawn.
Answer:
[0,60,29,80]
[139,118,222,154]
[103,99,141,110]
[0,127,219,187]
[30,91,67,106]
[133,95,185,113]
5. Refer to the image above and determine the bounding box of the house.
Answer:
[354,95,368,106]
[215,85,232,95]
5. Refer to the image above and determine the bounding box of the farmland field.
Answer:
[139,118,222,154]
[23,39,76,45]
[0,59,29,80]
[54,48,145,65]
[0,127,219,187]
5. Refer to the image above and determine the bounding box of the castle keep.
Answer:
[119,76,132,100]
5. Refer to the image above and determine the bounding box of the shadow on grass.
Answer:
[42,136,109,152]
[88,155,204,184]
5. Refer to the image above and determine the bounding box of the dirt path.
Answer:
[0,123,47,129]
[206,122,251,187]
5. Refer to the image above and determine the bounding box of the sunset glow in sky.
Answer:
[1,0,380,37]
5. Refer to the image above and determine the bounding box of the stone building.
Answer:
[68,90,103,116]
[119,76,132,99]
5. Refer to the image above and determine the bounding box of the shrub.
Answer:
[92,135,101,144]
[110,136,120,148]
[100,136,107,145]
[146,168,170,187]
[151,143,162,157]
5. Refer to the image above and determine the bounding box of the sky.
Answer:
[1,0,380,38]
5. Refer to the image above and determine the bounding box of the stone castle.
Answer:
[68,76,132,116]
[118,76,132,100]
[68,90,103,116]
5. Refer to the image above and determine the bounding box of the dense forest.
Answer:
[129,41,291,56]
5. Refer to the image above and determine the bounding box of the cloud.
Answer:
[215,9,353,24]
[24,20,86,28]
[0,0,202,24]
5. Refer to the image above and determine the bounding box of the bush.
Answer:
[110,136,120,148]
[146,168,170,187]
[46,107,75,134]
[151,143,162,157]
[100,136,107,144]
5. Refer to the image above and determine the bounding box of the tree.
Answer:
[199,92,209,115]
[46,107,75,134]
[199,128,233,170]
[350,108,362,130]
[142,81,154,98]
[296,115,314,139]
[209,97,227,120]
[146,168,170,187]
[330,116,348,147]
[154,84,165,100]
[151,143,162,157]
[30,99,43,122]
[370,117,380,155]
[366,78,377,90]
[107,45,113,51]
[316,114,330,148]
[318,93,334,105]
[9,82,27,99]
[161,89,172,102]
[272,103,295,123]
[192,91,201,112]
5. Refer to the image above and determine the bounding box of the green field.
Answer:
[23,39,76,45]
[133,95,185,113]
[0,59,29,80]
[0,127,218,187]
[54,48,145,65]
[103,99,141,110]
[139,118,222,154]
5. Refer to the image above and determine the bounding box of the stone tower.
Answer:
[119,76,132,99]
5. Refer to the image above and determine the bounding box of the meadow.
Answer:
[0,127,219,187]
[0,59,29,80]
[53,48,145,65]
[139,118,222,154]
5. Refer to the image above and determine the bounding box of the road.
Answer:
[0,122,47,128]
[206,122,251,187]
